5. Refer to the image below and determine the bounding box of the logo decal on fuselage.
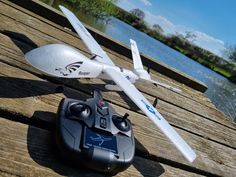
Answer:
[141,100,161,120]
[78,71,90,75]
[55,61,83,76]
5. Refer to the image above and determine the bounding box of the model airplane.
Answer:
[25,6,196,163]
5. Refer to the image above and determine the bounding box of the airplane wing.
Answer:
[59,6,115,66]
[103,67,196,163]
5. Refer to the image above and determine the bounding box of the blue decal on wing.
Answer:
[126,75,130,80]
[141,100,161,120]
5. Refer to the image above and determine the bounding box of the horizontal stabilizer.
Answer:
[139,78,182,92]
[105,84,122,91]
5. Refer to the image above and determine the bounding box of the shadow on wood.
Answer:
[1,30,38,53]
[26,118,165,176]
[26,121,110,176]
[134,138,165,176]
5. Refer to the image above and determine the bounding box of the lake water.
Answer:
[46,1,236,122]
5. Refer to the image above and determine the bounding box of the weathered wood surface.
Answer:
[1,58,236,177]
[0,0,236,176]
[1,118,205,177]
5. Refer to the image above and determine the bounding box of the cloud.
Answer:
[191,31,224,45]
[144,11,176,34]
[140,0,152,6]
[116,0,152,11]
[189,31,226,57]
[144,10,226,57]
[115,0,136,11]
[115,4,226,57]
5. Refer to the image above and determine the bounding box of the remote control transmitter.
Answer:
[55,90,135,175]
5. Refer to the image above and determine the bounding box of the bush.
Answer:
[66,0,118,18]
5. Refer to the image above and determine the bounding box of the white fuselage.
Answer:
[98,64,139,84]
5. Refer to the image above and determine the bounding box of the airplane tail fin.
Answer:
[130,39,144,71]
[130,39,151,80]
[130,39,181,93]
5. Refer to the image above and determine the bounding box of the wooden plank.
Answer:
[0,61,236,176]
[0,118,205,177]
[0,14,234,132]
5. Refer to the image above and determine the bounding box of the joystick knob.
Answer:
[69,103,91,119]
[112,113,130,132]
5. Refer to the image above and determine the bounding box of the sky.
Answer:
[115,0,236,58]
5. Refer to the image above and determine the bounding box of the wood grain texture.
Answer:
[0,118,204,177]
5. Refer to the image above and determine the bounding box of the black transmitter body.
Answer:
[55,90,135,175]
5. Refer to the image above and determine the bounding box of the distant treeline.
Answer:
[41,0,236,81]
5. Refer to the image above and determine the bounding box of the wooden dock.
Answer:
[0,0,236,176]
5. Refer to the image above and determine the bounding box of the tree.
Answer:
[224,44,236,62]
[48,0,54,6]
[66,0,118,18]
[130,8,145,19]
[152,24,164,34]
[184,31,196,42]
